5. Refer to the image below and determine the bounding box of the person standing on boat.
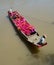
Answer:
[9,8,13,13]
[37,34,47,46]
[8,8,13,16]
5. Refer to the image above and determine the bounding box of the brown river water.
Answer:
[0,0,54,65]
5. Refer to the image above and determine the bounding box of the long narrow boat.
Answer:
[8,9,47,48]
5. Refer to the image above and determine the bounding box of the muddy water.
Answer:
[0,0,54,65]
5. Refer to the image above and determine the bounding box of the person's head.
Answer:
[9,8,12,13]
[43,34,47,39]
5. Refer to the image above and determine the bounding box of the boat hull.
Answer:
[8,10,47,48]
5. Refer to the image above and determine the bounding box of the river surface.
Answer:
[0,0,54,65]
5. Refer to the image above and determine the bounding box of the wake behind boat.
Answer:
[8,9,47,48]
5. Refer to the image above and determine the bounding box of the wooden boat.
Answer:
[8,9,47,48]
